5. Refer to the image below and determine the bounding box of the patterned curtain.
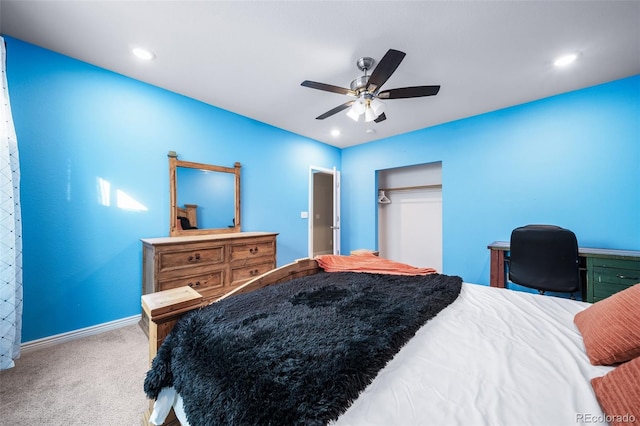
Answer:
[0,36,23,370]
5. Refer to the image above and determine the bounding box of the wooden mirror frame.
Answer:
[169,152,241,236]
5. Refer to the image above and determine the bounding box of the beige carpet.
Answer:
[0,324,150,426]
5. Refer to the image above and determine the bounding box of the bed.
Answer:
[142,256,640,426]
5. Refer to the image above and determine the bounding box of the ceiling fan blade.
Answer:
[315,101,354,120]
[374,112,387,123]
[301,80,356,96]
[377,85,440,99]
[366,49,406,92]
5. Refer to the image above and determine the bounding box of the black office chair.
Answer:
[508,224,580,297]
[178,216,198,230]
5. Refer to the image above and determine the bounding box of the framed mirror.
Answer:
[169,152,241,236]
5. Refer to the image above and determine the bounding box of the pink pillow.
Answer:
[574,284,640,365]
[591,356,640,426]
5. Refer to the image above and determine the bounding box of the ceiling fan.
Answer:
[301,49,440,123]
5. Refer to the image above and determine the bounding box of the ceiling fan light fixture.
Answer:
[370,98,385,116]
[346,105,361,121]
[352,98,366,114]
[364,107,377,123]
[347,98,366,121]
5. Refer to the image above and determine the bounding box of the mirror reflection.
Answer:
[169,152,241,236]
[176,167,236,229]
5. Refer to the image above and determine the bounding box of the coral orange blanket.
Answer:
[315,254,437,276]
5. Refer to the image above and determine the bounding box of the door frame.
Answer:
[308,165,341,257]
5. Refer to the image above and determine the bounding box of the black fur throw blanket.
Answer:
[144,271,462,426]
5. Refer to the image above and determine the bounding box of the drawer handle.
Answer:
[249,269,260,276]
[188,281,202,287]
[249,247,259,255]
[188,253,201,262]
[616,274,639,280]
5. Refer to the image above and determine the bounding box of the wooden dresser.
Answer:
[140,232,278,330]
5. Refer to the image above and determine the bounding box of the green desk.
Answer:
[488,241,640,302]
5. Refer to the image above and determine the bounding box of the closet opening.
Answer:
[377,161,442,272]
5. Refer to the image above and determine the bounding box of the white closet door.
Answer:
[378,187,442,271]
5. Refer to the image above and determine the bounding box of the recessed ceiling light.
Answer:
[132,47,155,61]
[331,129,341,137]
[554,53,578,67]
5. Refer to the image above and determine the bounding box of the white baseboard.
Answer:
[21,314,142,354]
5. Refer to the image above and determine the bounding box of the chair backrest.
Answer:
[508,224,580,293]
[178,216,197,230]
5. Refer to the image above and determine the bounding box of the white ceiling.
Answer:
[1,1,639,148]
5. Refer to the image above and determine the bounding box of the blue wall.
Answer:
[6,36,640,342]
[5,37,340,342]
[342,75,640,285]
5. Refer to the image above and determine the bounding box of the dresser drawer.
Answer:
[158,270,225,296]
[158,245,225,274]
[590,257,640,271]
[230,239,276,262]
[592,281,634,302]
[230,261,275,286]
[592,266,640,286]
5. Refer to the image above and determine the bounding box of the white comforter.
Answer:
[151,283,612,426]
